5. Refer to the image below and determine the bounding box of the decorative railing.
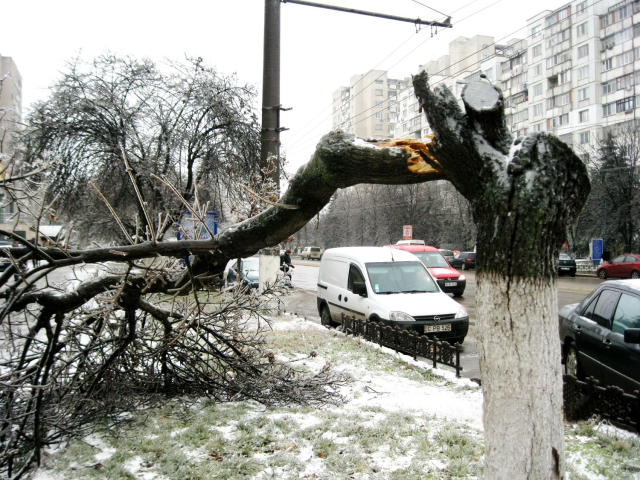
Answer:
[563,374,640,433]
[341,314,463,377]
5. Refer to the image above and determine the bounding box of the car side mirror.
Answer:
[624,328,640,344]
[352,281,367,297]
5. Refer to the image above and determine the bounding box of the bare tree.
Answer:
[23,55,262,242]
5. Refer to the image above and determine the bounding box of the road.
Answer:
[284,259,604,380]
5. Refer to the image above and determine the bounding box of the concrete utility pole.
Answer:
[261,0,452,191]
[261,0,282,188]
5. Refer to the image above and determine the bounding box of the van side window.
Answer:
[348,264,365,292]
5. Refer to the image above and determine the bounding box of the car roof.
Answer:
[599,279,640,294]
[386,244,439,253]
[323,247,421,264]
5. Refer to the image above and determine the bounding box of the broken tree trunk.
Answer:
[413,72,590,478]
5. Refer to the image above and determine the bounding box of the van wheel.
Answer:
[321,306,334,328]
[461,263,467,271]
[565,344,583,379]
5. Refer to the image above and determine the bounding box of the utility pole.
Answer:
[261,0,282,189]
[261,0,452,191]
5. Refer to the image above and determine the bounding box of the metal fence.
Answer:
[563,374,640,432]
[341,314,463,377]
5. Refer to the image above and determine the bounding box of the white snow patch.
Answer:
[211,425,236,440]
[124,455,160,479]
[353,137,376,148]
[84,433,116,462]
[169,427,188,438]
[463,82,499,110]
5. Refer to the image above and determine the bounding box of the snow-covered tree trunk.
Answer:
[413,72,590,478]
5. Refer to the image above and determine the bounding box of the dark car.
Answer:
[0,241,13,272]
[558,279,640,393]
[596,254,640,280]
[558,253,576,277]
[449,252,476,270]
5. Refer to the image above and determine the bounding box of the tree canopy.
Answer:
[24,55,262,242]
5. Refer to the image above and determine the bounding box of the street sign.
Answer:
[403,225,412,239]
[177,211,218,241]
[591,238,603,266]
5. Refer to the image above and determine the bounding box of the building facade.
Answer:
[333,0,640,154]
[0,53,22,155]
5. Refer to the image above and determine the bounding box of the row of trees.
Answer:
[293,130,640,258]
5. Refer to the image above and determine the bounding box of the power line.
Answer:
[282,0,505,156]
[410,0,449,18]
[281,0,486,151]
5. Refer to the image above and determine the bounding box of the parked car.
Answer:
[316,247,469,344]
[559,279,640,393]
[558,253,577,277]
[438,249,455,263]
[596,254,640,279]
[396,239,425,245]
[449,252,476,270]
[301,246,323,260]
[224,257,260,289]
[388,244,466,297]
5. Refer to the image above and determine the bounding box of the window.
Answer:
[548,93,570,109]
[532,44,542,58]
[558,70,571,85]
[513,110,529,123]
[616,73,634,90]
[546,29,570,49]
[534,103,543,116]
[578,44,589,59]
[533,123,542,132]
[603,102,616,116]
[375,89,383,96]
[348,264,366,292]
[388,91,397,98]
[612,294,640,334]
[375,124,383,131]
[580,131,590,144]
[533,64,542,77]
[577,22,587,37]
[532,24,542,37]
[579,66,589,80]
[619,50,634,67]
[602,58,613,72]
[375,112,383,119]
[375,79,384,84]
[591,290,620,328]
[579,110,589,122]
[579,87,589,101]
[533,83,542,96]
[547,50,571,68]
[484,67,494,80]
[375,101,383,107]
[546,7,570,27]
[577,0,587,14]
[550,114,569,127]
[617,96,635,111]
[603,79,615,95]
[602,27,634,50]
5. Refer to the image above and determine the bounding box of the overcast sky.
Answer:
[2,0,567,175]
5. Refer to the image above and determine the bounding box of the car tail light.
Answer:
[466,258,472,262]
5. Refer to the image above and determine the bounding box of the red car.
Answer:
[387,244,466,297]
[596,254,640,279]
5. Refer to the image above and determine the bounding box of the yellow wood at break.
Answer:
[379,135,442,175]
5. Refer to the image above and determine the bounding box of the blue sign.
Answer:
[591,238,603,266]
[177,211,218,240]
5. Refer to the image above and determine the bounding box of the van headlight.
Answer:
[389,311,415,322]
[455,306,468,319]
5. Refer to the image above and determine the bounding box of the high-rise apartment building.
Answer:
[0,53,22,154]
[333,0,640,153]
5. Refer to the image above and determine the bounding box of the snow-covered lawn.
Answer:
[32,314,640,479]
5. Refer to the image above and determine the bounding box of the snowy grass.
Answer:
[32,314,640,479]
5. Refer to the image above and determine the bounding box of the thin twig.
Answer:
[238,184,299,209]
[88,182,134,245]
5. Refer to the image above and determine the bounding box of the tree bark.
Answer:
[413,72,590,478]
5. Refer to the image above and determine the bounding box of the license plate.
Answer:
[424,323,452,333]
[560,267,569,270]
[444,282,457,287]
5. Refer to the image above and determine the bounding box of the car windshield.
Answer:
[365,261,438,294]
[559,254,572,260]
[439,250,453,256]
[243,257,259,270]
[412,251,450,268]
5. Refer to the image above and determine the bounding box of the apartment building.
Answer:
[0,53,22,155]
[334,0,640,153]
[332,70,410,140]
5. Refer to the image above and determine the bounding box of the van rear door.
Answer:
[318,257,349,323]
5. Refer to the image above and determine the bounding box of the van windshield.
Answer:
[365,261,438,294]
[412,252,449,268]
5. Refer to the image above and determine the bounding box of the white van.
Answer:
[317,247,469,344]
